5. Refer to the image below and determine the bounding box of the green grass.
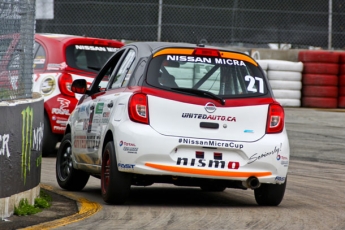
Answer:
[14,190,52,216]
[0,89,11,101]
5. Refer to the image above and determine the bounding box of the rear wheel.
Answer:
[101,141,131,204]
[42,114,60,156]
[56,133,90,191]
[254,178,287,206]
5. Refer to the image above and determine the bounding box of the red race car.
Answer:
[0,33,124,155]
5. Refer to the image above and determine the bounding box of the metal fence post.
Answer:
[328,0,332,50]
[157,0,162,42]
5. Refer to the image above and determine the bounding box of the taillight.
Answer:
[266,103,284,133]
[128,93,149,124]
[58,73,74,97]
[93,40,110,46]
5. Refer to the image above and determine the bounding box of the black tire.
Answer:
[302,97,338,108]
[42,115,59,156]
[101,141,131,204]
[254,177,287,206]
[56,133,90,191]
[200,184,226,192]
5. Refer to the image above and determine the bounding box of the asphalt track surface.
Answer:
[24,107,345,229]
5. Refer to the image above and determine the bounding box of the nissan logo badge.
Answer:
[204,102,216,113]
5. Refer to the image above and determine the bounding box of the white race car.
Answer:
[56,42,290,206]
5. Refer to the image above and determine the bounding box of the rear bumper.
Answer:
[114,121,289,185]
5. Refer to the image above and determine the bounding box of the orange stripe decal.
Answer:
[220,52,258,66]
[145,163,272,178]
[153,48,194,57]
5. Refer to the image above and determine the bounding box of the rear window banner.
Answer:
[167,55,246,66]
[75,45,118,52]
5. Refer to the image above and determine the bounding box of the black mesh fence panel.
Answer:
[36,0,345,49]
[2,1,345,101]
[0,0,35,101]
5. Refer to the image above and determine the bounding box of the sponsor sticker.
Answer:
[119,140,138,153]
[275,176,286,182]
[75,45,119,52]
[117,163,135,169]
[178,138,243,149]
[52,98,71,115]
[53,126,65,131]
[248,145,280,164]
[95,103,104,114]
[182,113,236,122]
[277,154,289,167]
[166,55,246,66]
[177,157,240,169]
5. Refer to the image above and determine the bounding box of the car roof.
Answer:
[126,41,248,58]
[35,33,124,47]
[35,33,87,43]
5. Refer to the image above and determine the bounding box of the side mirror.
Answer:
[71,79,87,94]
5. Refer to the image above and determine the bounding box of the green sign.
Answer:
[95,103,104,114]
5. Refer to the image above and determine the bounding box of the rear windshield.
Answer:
[65,45,118,72]
[146,54,267,98]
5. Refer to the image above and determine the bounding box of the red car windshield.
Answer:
[65,45,118,72]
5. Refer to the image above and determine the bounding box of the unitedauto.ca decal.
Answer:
[178,138,243,149]
[181,113,236,122]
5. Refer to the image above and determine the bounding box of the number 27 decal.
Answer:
[245,75,264,93]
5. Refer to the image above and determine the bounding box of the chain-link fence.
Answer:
[1,1,344,101]
[36,0,345,50]
[0,0,35,101]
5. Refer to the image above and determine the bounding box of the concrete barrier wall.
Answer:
[0,93,44,218]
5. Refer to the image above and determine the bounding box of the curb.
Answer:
[21,184,102,230]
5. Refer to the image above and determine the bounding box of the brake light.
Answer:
[266,103,284,133]
[58,73,74,97]
[128,93,149,124]
[193,48,220,57]
[93,40,110,46]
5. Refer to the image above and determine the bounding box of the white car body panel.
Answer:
[69,92,289,185]
[112,119,289,184]
[65,43,289,189]
[148,95,268,141]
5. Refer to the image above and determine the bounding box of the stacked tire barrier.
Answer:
[338,53,345,108]
[257,60,303,107]
[298,51,340,108]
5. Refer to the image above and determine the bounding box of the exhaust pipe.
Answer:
[243,177,261,189]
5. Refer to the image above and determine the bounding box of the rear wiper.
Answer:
[171,87,225,105]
